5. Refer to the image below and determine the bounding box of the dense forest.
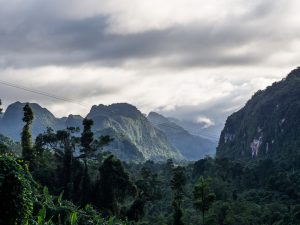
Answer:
[1,97,300,225]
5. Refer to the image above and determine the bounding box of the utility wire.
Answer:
[0,79,88,108]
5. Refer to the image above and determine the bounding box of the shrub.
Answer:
[0,156,33,225]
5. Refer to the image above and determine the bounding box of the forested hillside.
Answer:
[148,112,216,160]
[217,67,300,161]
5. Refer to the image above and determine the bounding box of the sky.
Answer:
[0,0,299,135]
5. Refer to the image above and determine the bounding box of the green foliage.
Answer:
[0,134,22,155]
[80,119,94,206]
[193,177,216,225]
[4,143,300,225]
[171,166,186,225]
[34,127,80,200]
[69,211,78,225]
[0,156,33,225]
[96,155,136,215]
[36,207,54,225]
[22,103,35,168]
[80,118,94,157]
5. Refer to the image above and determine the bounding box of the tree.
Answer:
[171,166,186,225]
[128,167,162,222]
[35,127,80,200]
[79,119,113,206]
[21,103,35,169]
[96,155,136,215]
[80,119,94,157]
[79,119,95,206]
[193,176,216,225]
[58,128,79,199]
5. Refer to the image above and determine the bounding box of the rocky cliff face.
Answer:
[148,112,216,160]
[217,68,300,160]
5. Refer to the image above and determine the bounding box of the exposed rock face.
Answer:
[250,136,263,158]
[147,112,216,160]
[217,67,300,160]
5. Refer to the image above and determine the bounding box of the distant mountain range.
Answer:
[167,117,222,142]
[217,67,300,160]
[148,112,216,160]
[0,102,66,139]
[0,102,216,162]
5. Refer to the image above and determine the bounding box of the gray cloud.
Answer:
[0,0,299,139]
[0,0,299,69]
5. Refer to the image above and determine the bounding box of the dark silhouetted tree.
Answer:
[35,127,80,200]
[128,167,162,222]
[96,155,136,215]
[79,118,94,206]
[79,119,113,206]
[171,166,186,225]
[193,176,216,225]
[80,119,94,157]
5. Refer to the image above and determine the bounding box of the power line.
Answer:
[0,79,88,108]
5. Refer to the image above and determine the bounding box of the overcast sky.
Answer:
[0,0,299,132]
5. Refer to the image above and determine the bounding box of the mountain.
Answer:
[87,103,184,161]
[0,102,183,162]
[64,115,84,129]
[148,112,216,160]
[217,67,300,160]
[168,117,222,142]
[0,102,64,139]
[94,127,144,162]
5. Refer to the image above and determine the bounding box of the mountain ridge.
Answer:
[148,111,216,160]
[0,102,184,162]
[217,67,300,160]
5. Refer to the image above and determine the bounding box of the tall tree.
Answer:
[35,127,80,200]
[21,103,35,168]
[171,166,186,225]
[96,155,136,215]
[79,118,94,206]
[79,118,113,206]
[128,167,162,222]
[193,176,216,225]
[80,118,94,158]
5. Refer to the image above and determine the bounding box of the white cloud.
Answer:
[0,65,290,121]
[196,116,215,128]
